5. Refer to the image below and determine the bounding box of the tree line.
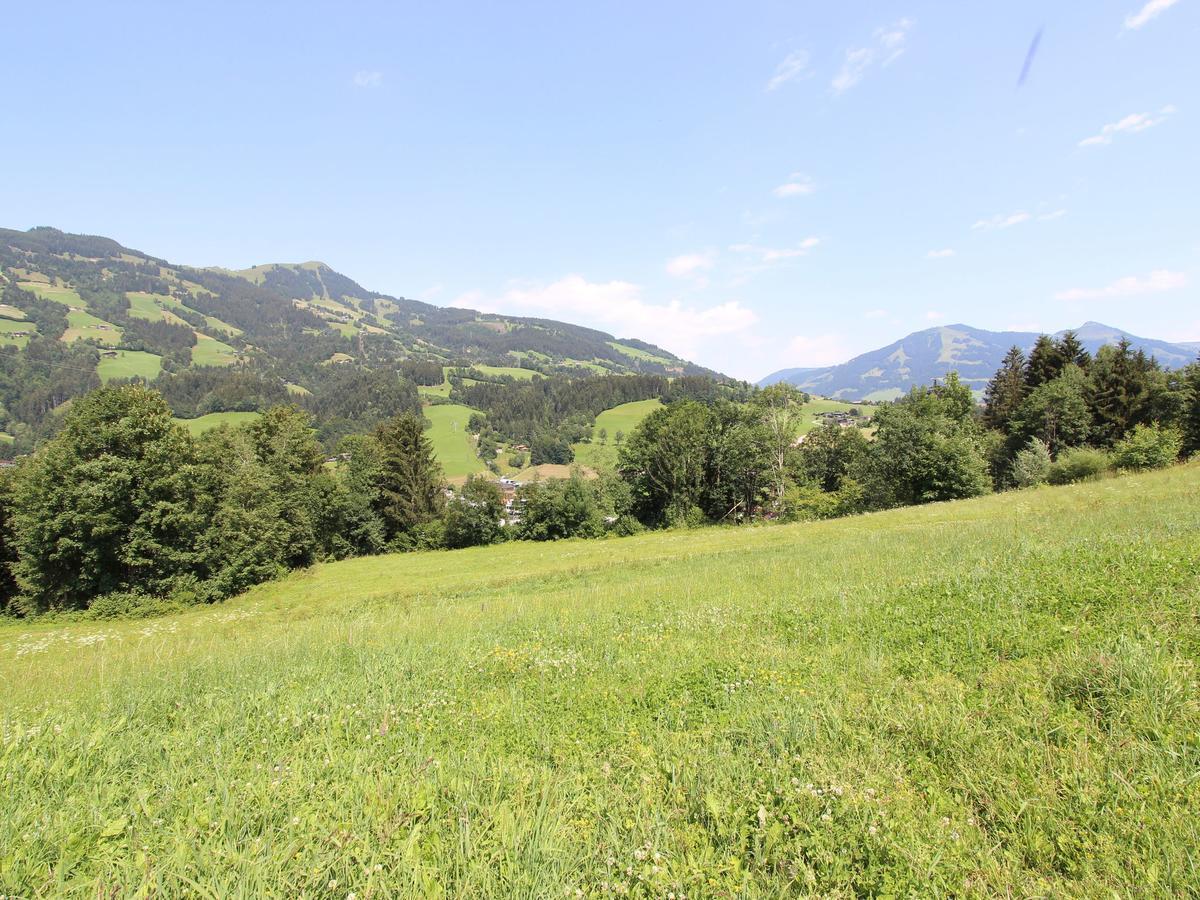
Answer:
[1,332,1196,618]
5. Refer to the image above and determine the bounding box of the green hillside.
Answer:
[572,398,663,470]
[425,403,488,480]
[2,465,1198,895]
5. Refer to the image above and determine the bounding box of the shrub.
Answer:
[1047,447,1111,485]
[1113,424,1182,471]
[87,592,185,621]
[1011,438,1052,488]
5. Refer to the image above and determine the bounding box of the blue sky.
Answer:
[3,0,1197,380]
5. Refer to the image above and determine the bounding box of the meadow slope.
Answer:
[2,465,1199,896]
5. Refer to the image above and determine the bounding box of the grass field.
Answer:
[572,398,663,471]
[172,411,262,436]
[0,304,27,321]
[472,365,538,381]
[125,292,188,326]
[2,465,1199,896]
[425,403,489,481]
[97,351,162,383]
[797,396,874,435]
[17,282,84,308]
[0,317,37,348]
[191,333,239,367]
[61,310,121,346]
[607,341,674,365]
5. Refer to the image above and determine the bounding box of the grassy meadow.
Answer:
[172,411,262,436]
[97,350,163,383]
[424,403,488,481]
[1,464,1198,896]
[573,399,663,471]
[191,333,239,367]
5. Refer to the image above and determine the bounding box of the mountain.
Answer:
[759,322,1198,400]
[0,226,716,380]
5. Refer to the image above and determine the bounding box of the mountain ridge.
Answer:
[759,321,1198,400]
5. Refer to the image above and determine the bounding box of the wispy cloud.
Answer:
[832,18,914,94]
[971,211,1032,230]
[454,275,757,360]
[864,309,888,319]
[926,248,955,259]
[1055,269,1187,301]
[666,252,714,280]
[1124,0,1183,30]
[773,173,815,198]
[766,51,811,91]
[1079,106,1175,146]
[925,310,945,321]
[353,70,383,88]
[1038,209,1067,221]
[730,238,820,263]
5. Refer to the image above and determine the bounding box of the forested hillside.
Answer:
[0,226,721,455]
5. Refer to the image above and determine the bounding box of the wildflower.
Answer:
[757,806,767,828]
[868,825,878,835]
[328,880,338,890]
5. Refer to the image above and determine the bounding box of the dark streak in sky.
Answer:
[1018,28,1043,87]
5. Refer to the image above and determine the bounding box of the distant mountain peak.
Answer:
[759,321,1196,400]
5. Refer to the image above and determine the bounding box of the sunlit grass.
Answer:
[2,464,1198,896]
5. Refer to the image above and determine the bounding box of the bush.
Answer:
[86,592,185,621]
[1048,447,1112,485]
[1011,438,1052,488]
[1113,424,1182,471]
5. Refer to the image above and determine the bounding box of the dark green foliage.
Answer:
[9,386,205,613]
[861,374,991,507]
[373,414,445,542]
[1024,335,1066,389]
[983,346,1026,431]
[790,424,869,493]
[619,401,712,526]
[516,474,604,540]
[1183,360,1200,457]
[1009,366,1093,456]
[444,476,506,548]
[530,431,574,465]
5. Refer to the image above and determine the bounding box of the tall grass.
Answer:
[2,464,1198,896]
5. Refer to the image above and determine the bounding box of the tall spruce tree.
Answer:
[1024,335,1066,389]
[1056,330,1091,370]
[373,413,445,540]
[983,345,1027,431]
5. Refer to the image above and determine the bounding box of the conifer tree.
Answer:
[983,345,1027,431]
[373,413,445,540]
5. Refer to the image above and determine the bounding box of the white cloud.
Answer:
[971,211,1032,230]
[773,173,815,198]
[1038,209,1067,221]
[730,238,820,263]
[832,18,913,94]
[1124,0,1182,29]
[864,308,888,319]
[926,248,955,259]
[454,275,757,359]
[1055,269,1187,301]
[353,70,383,88]
[665,252,714,279]
[766,51,811,91]
[925,310,945,321]
[786,333,851,367]
[1079,106,1175,147]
